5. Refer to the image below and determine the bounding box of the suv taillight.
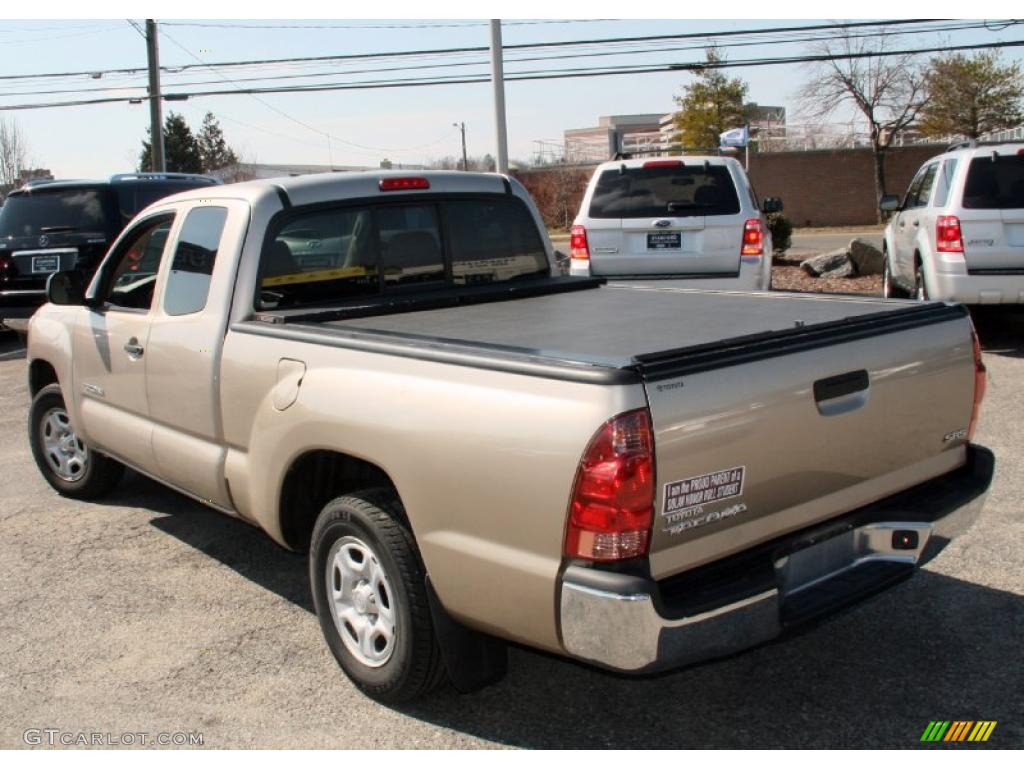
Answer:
[936,215,964,253]
[564,409,655,562]
[741,218,763,257]
[570,224,590,261]
[968,324,987,441]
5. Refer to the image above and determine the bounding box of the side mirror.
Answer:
[762,196,784,214]
[879,194,900,213]
[46,270,87,306]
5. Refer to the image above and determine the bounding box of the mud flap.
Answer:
[425,576,508,693]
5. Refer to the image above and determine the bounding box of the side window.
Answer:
[933,159,959,208]
[100,215,175,311]
[902,167,928,210]
[163,206,228,316]
[911,163,939,208]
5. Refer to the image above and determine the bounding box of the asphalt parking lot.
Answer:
[1,311,1022,749]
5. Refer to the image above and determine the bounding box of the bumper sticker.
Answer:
[662,466,746,533]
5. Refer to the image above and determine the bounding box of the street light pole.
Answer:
[453,122,468,171]
[489,20,509,173]
[145,19,165,173]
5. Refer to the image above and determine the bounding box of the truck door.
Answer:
[72,212,177,474]
[144,201,247,510]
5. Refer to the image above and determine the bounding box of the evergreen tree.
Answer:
[672,49,750,151]
[919,52,1023,139]
[197,112,238,172]
[138,112,203,174]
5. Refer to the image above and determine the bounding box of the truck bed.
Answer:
[245,281,967,384]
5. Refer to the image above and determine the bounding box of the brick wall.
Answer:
[516,144,948,229]
[746,145,944,227]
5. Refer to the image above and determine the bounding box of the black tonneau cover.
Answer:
[239,282,965,384]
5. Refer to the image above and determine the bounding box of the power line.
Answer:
[0,18,952,82]
[1,19,1001,98]
[4,37,1023,112]
[159,19,619,31]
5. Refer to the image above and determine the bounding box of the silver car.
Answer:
[568,156,781,290]
[880,141,1024,302]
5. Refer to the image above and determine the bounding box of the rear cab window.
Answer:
[588,163,741,218]
[962,154,1024,209]
[257,196,549,311]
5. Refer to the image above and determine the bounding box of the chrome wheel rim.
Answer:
[40,407,89,482]
[326,536,396,667]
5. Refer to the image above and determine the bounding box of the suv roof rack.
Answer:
[108,172,221,184]
[945,139,1023,152]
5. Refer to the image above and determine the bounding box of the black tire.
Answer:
[28,383,124,499]
[882,247,908,298]
[310,489,445,703]
[915,262,930,301]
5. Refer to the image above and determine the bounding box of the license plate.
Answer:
[647,232,681,250]
[32,255,60,273]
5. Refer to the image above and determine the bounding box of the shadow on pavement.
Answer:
[970,306,1024,360]
[0,330,26,361]
[114,469,1022,748]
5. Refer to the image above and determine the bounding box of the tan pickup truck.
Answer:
[26,171,993,703]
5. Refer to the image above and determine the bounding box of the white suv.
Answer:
[568,156,780,290]
[881,142,1024,302]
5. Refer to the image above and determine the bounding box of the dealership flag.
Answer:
[719,126,749,148]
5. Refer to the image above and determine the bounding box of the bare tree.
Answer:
[798,28,928,216]
[0,116,30,189]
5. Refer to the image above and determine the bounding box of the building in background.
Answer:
[561,114,665,163]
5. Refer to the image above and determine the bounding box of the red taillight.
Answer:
[642,160,683,169]
[741,218,763,257]
[968,324,987,441]
[936,215,964,253]
[564,409,655,562]
[570,224,590,261]
[379,177,430,191]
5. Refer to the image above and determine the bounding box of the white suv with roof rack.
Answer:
[568,156,782,290]
[880,141,1024,302]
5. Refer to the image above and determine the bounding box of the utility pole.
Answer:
[489,20,509,173]
[453,122,468,170]
[146,19,165,172]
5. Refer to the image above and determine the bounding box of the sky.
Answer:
[2,8,1023,178]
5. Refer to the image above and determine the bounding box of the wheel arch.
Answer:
[28,358,59,397]
[277,449,399,552]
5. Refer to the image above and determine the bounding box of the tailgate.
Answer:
[588,216,743,276]
[639,304,976,580]
[961,208,1024,272]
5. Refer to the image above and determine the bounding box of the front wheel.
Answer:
[28,383,124,498]
[310,489,444,703]
[882,247,908,299]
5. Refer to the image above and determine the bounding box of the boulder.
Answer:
[801,247,850,276]
[848,238,884,275]
[820,260,855,278]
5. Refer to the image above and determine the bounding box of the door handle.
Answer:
[123,337,144,359]
[912,220,919,227]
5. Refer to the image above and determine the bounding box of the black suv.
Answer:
[0,172,220,327]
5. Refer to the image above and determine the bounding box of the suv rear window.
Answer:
[962,155,1024,209]
[0,187,115,238]
[588,164,741,219]
[257,196,549,310]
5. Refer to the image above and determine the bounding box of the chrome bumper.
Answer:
[559,445,994,673]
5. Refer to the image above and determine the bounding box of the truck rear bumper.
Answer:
[558,445,994,673]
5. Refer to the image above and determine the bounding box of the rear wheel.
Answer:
[915,262,930,301]
[310,489,444,703]
[28,383,124,498]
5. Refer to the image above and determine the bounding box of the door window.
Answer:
[163,207,228,316]
[97,215,175,311]
[933,159,959,208]
[903,163,938,210]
